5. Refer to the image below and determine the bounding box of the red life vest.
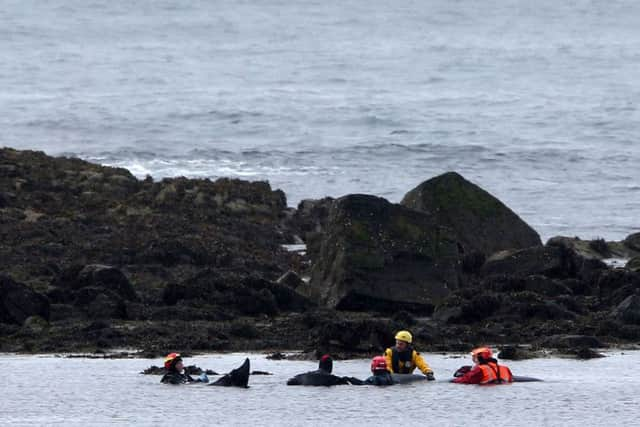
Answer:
[479,362,513,384]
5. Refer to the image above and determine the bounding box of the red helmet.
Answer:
[371,356,387,372]
[164,352,182,370]
[471,347,492,360]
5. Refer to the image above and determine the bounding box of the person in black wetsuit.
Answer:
[286,354,353,386]
[364,356,395,385]
[160,353,208,384]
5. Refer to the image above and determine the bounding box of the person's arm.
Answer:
[384,348,394,373]
[452,366,484,384]
[412,351,433,376]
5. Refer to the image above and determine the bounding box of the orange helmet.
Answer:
[471,347,492,360]
[370,356,387,372]
[164,352,182,370]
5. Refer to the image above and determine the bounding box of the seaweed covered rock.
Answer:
[626,256,640,272]
[481,246,568,278]
[400,172,541,256]
[0,275,50,325]
[612,295,640,325]
[624,232,640,252]
[299,194,461,312]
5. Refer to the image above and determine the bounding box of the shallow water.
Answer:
[2,351,639,426]
[2,0,640,242]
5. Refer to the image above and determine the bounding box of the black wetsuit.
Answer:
[160,371,195,384]
[286,368,351,386]
[286,356,353,386]
[364,371,395,386]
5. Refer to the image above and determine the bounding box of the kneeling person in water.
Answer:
[160,353,208,385]
[364,356,395,385]
[286,354,351,386]
[384,330,435,380]
[453,347,513,385]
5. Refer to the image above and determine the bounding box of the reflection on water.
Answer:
[2,351,638,426]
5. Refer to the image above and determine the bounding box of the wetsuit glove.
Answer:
[426,371,435,381]
[197,373,209,383]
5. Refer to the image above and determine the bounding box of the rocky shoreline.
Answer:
[1,147,639,360]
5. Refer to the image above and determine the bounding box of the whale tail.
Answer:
[210,358,250,388]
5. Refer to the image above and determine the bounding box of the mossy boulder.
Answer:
[400,172,541,256]
[299,194,461,312]
[0,275,50,325]
[624,232,640,252]
[626,256,640,272]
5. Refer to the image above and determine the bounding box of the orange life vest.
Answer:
[479,362,513,384]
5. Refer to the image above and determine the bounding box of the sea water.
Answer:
[2,0,640,241]
[1,351,639,426]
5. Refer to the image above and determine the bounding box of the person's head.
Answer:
[394,330,412,351]
[370,356,387,374]
[164,352,184,372]
[470,347,492,365]
[318,354,333,373]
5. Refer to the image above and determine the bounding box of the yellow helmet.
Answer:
[395,330,413,343]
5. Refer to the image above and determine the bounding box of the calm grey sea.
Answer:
[1,352,639,426]
[2,0,639,241]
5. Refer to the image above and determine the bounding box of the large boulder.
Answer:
[290,197,334,239]
[624,233,640,252]
[612,295,640,325]
[482,243,608,281]
[298,194,461,312]
[481,246,568,278]
[400,172,541,256]
[626,256,640,272]
[51,264,138,301]
[0,275,50,325]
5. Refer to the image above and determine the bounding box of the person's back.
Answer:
[364,370,394,386]
[286,355,350,386]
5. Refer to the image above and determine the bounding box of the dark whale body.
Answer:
[210,358,251,388]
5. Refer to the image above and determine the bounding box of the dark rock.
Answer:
[299,194,461,311]
[266,352,287,360]
[276,270,305,289]
[291,197,335,241]
[251,371,272,375]
[400,172,541,256]
[0,275,50,325]
[21,315,49,334]
[626,256,640,272]
[391,310,416,326]
[624,232,640,252]
[52,265,137,302]
[228,319,259,339]
[461,251,486,275]
[481,246,569,278]
[575,348,606,359]
[612,295,640,325]
[76,265,138,301]
[588,238,611,257]
[543,334,605,349]
[87,292,127,320]
[595,269,640,305]
[244,276,313,312]
[497,345,534,360]
[49,303,78,321]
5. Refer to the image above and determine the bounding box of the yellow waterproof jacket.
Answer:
[384,347,432,375]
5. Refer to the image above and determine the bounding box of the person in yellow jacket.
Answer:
[384,330,435,380]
